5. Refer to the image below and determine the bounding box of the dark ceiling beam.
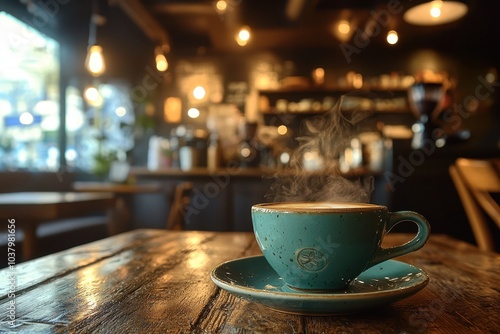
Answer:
[110,0,170,45]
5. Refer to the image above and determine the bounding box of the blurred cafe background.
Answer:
[1,0,499,263]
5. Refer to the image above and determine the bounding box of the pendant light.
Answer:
[85,0,106,77]
[403,0,468,26]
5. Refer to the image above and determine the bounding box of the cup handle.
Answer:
[367,211,431,268]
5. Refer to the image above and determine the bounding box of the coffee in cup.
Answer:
[251,202,430,291]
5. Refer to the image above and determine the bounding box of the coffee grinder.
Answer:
[407,82,446,149]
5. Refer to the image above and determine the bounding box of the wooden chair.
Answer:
[165,182,193,230]
[449,158,500,252]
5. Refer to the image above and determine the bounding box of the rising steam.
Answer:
[266,95,374,203]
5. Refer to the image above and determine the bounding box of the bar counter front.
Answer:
[0,229,498,333]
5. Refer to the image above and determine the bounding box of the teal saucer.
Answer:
[210,256,429,315]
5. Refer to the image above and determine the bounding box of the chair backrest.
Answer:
[449,158,500,252]
[165,182,193,230]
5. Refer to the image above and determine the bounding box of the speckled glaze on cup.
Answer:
[251,202,430,291]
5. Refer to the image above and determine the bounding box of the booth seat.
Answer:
[0,171,109,266]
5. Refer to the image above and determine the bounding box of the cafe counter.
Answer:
[128,167,390,232]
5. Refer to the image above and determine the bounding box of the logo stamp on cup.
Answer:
[296,248,328,272]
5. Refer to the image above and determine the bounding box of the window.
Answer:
[0,11,60,170]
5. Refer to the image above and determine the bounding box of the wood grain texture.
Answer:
[0,230,498,333]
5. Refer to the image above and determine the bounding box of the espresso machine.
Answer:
[407,82,446,149]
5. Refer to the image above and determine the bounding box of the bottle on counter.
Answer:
[207,133,222,170]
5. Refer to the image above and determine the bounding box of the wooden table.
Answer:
[0,192,115,260]
[72,182,162,234]
[0,229,498,333]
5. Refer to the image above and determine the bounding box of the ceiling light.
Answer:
[85,45,105,76]
[430,1,443,18]
[85,1,106,77]
[404,1,468,26]
[387,30,399,45]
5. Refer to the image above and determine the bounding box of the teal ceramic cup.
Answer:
[251,202,430,291]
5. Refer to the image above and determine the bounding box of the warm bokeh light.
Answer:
[240,147,251,158]
[387,30,399,45]
[164,97,182,123]
[430,7,441,18]
[430,0,443,17]
[84,86,100,104]
[332,19,353,42]
[353,73,363,89]
[236,26,251,46]
[337,20,351,34]
[485,68,497,83]
[193,86,206,100]
[187,107,200,119]
[215,0,227,13]
[85,45,105,77]
[277,125,288,135]
[279,152,290,164]
[155,53,168,72]
[312,67,325,85]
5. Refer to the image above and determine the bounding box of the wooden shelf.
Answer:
[261,108,409,115]
[258,86,408,95]
[258,86,410,118]
[261,110,326,116]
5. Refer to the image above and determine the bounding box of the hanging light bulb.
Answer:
[85,45,105,76]
[430,0,443,18]
[85,1,106,77]
[155,46,168,72]
[386,30,399,45]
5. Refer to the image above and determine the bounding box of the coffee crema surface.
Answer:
[253,202,387,212]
